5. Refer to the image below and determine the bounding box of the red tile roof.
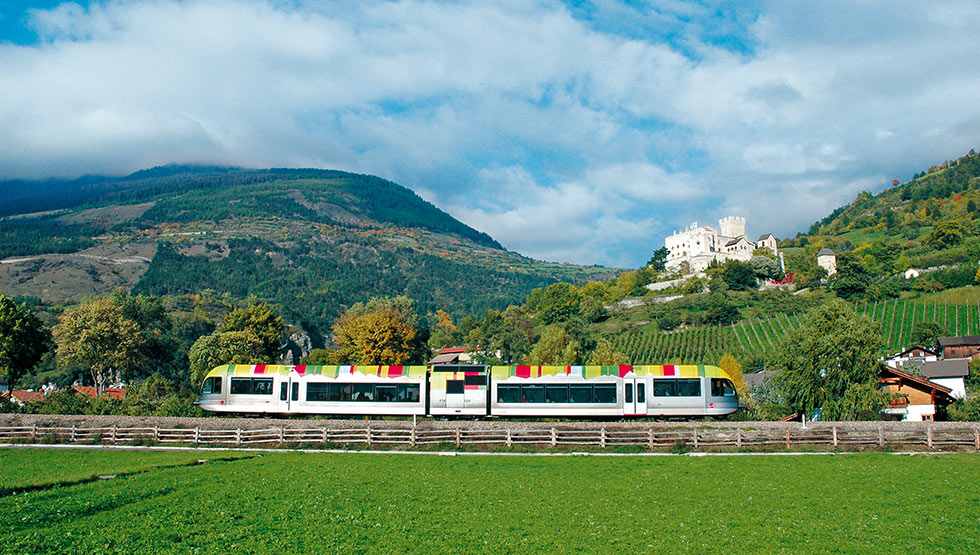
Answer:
[73,386,126,400]
[10,390,44,403]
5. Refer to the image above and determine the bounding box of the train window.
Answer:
[497,385,520,403]
[711,378,737,397]
[307,383,330,402]
[569,385,592,403]
[544,385,568,403]
[637,383,646,403]
[653,380,676,397]
[376,385,397,402]
[398,384,420,402]
[328,383,351,401]
[280,382,288,401]
[522,385,544,403]
[292,382,299,401]
[677,379,701,397]
[353,383,375,402]
[625,383,633,404]
[594,384,616,403]
[230,378,251,394]
[201,377,222,395]
[252,379,273,395]
[446,380,465,394]
[464,374,486,387]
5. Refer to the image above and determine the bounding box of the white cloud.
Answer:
[1,0,979,266]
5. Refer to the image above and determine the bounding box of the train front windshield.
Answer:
[710,378,737,398]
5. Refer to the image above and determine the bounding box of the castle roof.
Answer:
[817,248,835,256]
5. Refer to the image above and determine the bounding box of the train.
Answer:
[196,363,740,418]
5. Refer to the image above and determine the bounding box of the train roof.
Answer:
[205,364,731,381]
[204,364,429,380]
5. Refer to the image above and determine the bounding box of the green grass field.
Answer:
[2,448,979,553]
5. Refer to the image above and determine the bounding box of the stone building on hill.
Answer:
[816,248,837,276]
[664,216,777,274]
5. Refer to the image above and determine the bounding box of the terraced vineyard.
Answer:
[613,298,980,364]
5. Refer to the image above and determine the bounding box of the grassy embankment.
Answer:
[2,448,978,553]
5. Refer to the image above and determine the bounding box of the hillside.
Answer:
[0,166,619,335]
[782,149,980,278]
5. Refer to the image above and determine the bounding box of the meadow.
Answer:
[1,448,978,553]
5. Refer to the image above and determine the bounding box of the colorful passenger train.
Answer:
[197,363,740,418]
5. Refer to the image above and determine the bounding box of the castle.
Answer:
[663,216,778,274]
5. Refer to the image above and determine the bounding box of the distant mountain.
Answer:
[0,166,618,334]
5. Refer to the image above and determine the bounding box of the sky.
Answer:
[2,1,980,268]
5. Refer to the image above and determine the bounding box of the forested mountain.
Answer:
[0,165,617,337]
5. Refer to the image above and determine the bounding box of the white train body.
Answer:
[197,363,740,418]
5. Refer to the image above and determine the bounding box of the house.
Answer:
[904,269,921,279]
[73,386,126,400]
[816,248,837,276]
[880,366,955,421]
[427,346,475,365]
[756,233,778,252]
[938,336,980,359]
[913,359,969,399]
[883,345,940,369]
[5,390,44,406]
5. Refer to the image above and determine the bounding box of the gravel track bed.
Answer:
[3,413,975,432]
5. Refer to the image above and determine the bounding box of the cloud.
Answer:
[1,0,979,266]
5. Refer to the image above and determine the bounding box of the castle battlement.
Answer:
[661,216,776,275]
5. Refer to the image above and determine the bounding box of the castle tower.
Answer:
[719,216,746,239]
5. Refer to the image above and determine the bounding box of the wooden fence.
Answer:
[1,424,979,450]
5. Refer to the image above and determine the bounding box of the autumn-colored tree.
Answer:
[719,353,747,400]
[332,297,428,364]
[0,295,51,398]
[54,297,148,396]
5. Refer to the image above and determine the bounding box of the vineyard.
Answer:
[612,298,980,364]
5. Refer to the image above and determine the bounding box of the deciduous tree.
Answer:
[222,303,284,360]
[332,297,428,364]
[0,295,51,398]
[188,329,266,385]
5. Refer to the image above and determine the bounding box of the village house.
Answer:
[427,346,476,365]
[937,336,980,359]
[883,345,940,369]
[880,366,955,421]
[912,359,970,399]
[664,216,778,274]
[816,248,837,276]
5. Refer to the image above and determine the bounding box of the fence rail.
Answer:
[2,424,979,451]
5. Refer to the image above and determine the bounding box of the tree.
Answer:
[528,325,581,365]
[749,255,781,280]
[188,329,266,386]
[222,303,284,360]
[332,297,428,364]
[647,247,670,272]
[587,338,628,365]
[910,321,948,353]
[718,353,747,400]
[467,307,534,364]
[831,253,872,300]
[0,295,51,398]
[772,301,887,419]
[720,260,757,291]
[927,220,966,250]
[54,297,148,396]
[526,283,580,324]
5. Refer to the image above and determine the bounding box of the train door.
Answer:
[446,378,465,410]
[279,376,299,412]
[623,378,644,416]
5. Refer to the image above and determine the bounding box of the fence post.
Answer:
[71,425,77,443]
[111,425,117,444]
[194,426,200,446]
[785,429,791,449]
[550,427,557,447]
[693,429,699,449]
[927,426,933,450]
[600,427,606,448]
[832,426,838,447]
[506,429,512,447]
[236,428,242,447]
[31,423,37,441]
[455,428,461,448]
[322,427,327,444]
[366,426,372,447]
[878,426,885,448]
[736,428,742,448]
[154,426,159,443]
[410,427,417,447]
[975,427,979,451]
[648,427,655,450]
[279,426,285,444]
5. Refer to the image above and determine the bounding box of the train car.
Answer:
[197,363,739,418]
[197,364,428,416]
